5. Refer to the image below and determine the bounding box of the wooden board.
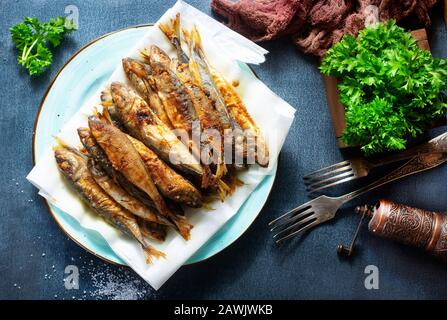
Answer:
[324,29,430,148]
[444,0,447,27]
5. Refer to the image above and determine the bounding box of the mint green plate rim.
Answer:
[32,24,277,266]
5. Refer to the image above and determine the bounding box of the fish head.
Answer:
[149,45,171,67]
[54,147,86,181]
[110,82,136,111]
[122,58,152,80]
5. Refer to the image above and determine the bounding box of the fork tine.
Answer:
[307,175,357,194]
[305,169,354,191]
[273,214,316,239]
[303,164,353,184]
[275,220,320,243]
[270,207,314,232]
[303,160,351,180]
[268,203,312,228]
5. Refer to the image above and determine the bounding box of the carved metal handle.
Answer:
[340,152,447,203]
[369,132,447,167]
[369,199,447,262]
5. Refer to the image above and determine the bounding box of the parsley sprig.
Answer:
[321,20,447,155]
[10,17,76,76]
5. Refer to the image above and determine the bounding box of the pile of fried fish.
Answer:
[54,14,269,263]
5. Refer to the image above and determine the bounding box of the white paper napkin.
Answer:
[27,0,296,290]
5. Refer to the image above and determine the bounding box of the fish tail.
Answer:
[171,214,193,241]
[217,179,231,201]
[200,165,214,189]
[159,21,174,42]
[142,243,166,264]
[140,48,151,62]
[190,25,204,56]
[215,162,227,179]
[173,13,182,41]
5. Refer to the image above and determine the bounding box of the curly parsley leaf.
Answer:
[321,20,447,156]
[10,16,76,76]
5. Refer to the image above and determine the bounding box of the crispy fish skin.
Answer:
[78,127,157,211]
[110,82,203,179]
[138,219,167,242]
[122,58,173,129]
[128,134,202,208]
[88,116,192,240]
[184,26,247,166]
[211,70,269,167]
[146,45,199,135]
[54,146,164,263]
[87,158,173,226]
[159,16,227,178]
[184,26,234,131]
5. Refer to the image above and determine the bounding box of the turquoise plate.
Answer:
[33,25,277,266]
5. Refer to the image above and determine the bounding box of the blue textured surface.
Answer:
[1,0,447,300]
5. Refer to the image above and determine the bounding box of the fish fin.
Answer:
[159,20,174,42]
[139,48,151,62]
[142,243,166,264]
[190,25,205,58]
[217,179,231,201]
[215,162,228,179]
[171,214,193,241]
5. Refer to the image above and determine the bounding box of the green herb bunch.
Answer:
[320,20,447,155]
[10,17,76,76]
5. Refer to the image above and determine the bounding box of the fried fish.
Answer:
[54,145,165,263]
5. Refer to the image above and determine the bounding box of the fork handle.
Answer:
[369,132,447,167]
[340,153,447,203]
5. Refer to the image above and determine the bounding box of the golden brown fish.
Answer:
[54,145,165,263]
[211,70,269,167]
[128,135,203,208]
[110,82,216,190]
[184,25,246,167]
[78,127,156,211]
[144,45,199,136]
[159,15,228,178]
[122,58,173,129]
[88,116,192,240]
[87,158,173,226]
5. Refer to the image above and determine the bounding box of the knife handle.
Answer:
[368,199,447,262]
[369,131,447,167]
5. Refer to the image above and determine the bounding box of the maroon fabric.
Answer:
[211,0,438,57]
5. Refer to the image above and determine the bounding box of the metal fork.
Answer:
[270,152,447,243]
[304,132,447,194]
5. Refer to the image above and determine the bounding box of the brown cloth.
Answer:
[211,0,438,57]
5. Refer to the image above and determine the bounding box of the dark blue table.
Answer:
[1,0,447,300]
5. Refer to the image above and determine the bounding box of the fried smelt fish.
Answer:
[88,116,193,240]
[145,45,199,136]
[54,146,164,263]
[78,127,159,213]
[159,15,227,178]
[211,70,269,167]
[110,82,214,190]
[184,26,246,166]
[122,58,173,129]
[87,158,173,225]
[128,135,202,208]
